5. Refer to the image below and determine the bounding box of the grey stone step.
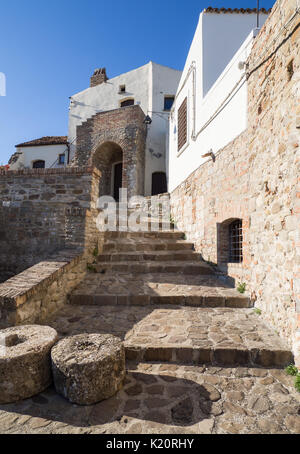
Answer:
[102,231,185,240]
[94,261,215,275]
[70,292,250,308]
[102,240,194,252]
[48,305,293,369]
[102,220,176,231]
[97,251,202,263]
[125,344,293,368]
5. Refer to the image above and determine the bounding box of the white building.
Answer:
[68,61,182,195]
[9,137,69,170]
[168,7,270,192]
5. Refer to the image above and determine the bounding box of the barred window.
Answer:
[229,220,243,263]
[177,97,187,151]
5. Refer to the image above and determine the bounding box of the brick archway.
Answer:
[74,105,147,198]
[92,141,123,199]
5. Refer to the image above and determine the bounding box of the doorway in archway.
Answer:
[113,162,123,201]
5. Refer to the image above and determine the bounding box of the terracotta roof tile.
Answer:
[16,136,68,148]
[204,7,272,14]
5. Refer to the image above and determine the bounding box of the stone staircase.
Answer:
[63,226,293,369]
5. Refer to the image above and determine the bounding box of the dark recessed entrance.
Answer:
[114,162,123,201]
[152,172,167,196]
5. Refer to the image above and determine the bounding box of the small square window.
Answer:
[58,154,65,165]
[119,85,126,94]
[164,96,175,111]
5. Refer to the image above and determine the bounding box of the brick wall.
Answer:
[74,104,147,198]
[170,0,300,359]
[0,167,95,278]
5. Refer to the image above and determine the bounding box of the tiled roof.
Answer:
[16,136,68,148]
[204,7,272,14]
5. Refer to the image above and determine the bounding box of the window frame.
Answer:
[164,95,175,112]
[177,96,188,155]
[120,98,134,108]
[58,153,65,165]
[228,219,243,264]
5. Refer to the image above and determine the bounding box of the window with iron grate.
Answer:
[229,219,243,263]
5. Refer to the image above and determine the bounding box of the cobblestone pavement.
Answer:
[45,305,291,365]
[0,363,299,434]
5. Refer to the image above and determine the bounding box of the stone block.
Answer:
[0,325,58,404]
[51,333,125,405]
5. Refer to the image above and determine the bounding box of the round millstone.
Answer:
[51,333,126,405]
[0,325,58,404]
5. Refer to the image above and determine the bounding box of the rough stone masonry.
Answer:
[170,0,300,362]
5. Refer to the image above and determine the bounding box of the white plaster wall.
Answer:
[168,12,270,193]
[202,12,268,96]
[169,29,258,192]
[10,144,67,169]
[68,61,181,196]
[68,63,151,153]
[145,63,182,195]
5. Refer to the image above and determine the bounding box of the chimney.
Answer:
[90,68,108,88]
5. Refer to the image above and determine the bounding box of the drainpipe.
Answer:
[66,142,70,165]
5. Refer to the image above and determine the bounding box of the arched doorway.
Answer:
[92,142,123,201]
[32,160,45,169]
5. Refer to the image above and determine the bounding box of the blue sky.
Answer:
[0,0,275,165]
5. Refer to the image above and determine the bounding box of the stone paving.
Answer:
[0,229,298,434]
[43,305,292,367]
[0,362,299,434]
[70,273,250,308]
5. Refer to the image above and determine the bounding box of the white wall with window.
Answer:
[9,144,68,170]
[168,9,269,193]
[68,61,181,196]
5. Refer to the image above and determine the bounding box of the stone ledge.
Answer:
[0,167,93,178]
[0,248,86,327]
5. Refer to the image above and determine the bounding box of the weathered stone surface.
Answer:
[0,362,299,434]
[51,334,125,405]
[0,325,58,404]
[169,0,300,364]
[46,304,293,367]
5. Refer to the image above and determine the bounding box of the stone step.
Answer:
[70,292,251,308]
[49,305,293,368]
[124,307,293,367]
[69,273,250,308]
[102,231,185,240]
[97,251,202,263]
[125,344,293,367]
[102,220,176,231]
[102,240,194,253]
[94,261,215,275]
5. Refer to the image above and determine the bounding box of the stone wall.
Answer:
[170,0,300,360]
[0,249,87,327]
[0,167,94,277]
[0,167,103,326]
